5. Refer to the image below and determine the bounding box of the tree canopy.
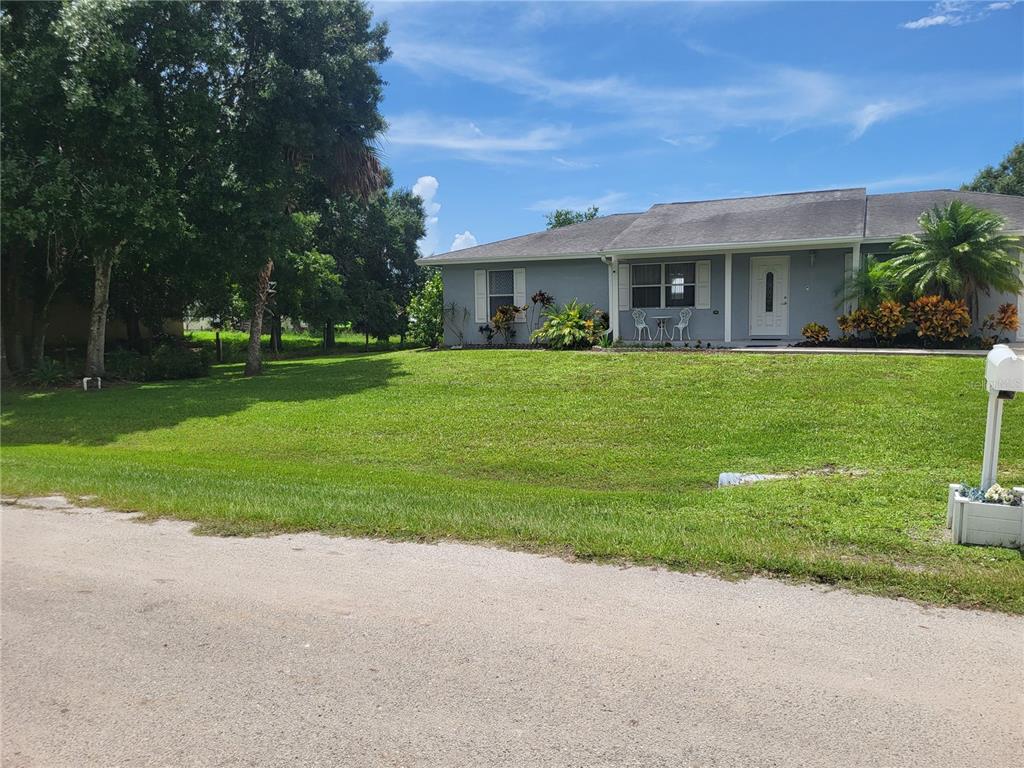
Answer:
[0,0,425,378]
[962,142,1024,197]
[545,206,599,229]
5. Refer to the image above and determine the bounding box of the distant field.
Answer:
[3,350,1022,612]
[187,329,414,360]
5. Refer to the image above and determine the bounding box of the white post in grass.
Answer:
[981,345,1024,488]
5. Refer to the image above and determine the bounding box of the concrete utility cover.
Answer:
[2,499,1022,767]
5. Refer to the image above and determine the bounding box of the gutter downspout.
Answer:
[602,255,619,341]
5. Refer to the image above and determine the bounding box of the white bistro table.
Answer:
[652,316,671,342]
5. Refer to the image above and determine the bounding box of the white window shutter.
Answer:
[618,263,631,311]
[474,270,487,323]
[513,268,527,322]
[695,260,712,309]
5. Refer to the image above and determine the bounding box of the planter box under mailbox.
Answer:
[947,484,1024,549]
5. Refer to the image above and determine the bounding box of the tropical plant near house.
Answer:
[532,300,608,350]
[887,201,1022,318]
[907,295,971,345]
[835,255,905,310]
[491,304,525,345]
[980,303,1020,346]
[801,322,830,345]
[868,300,906,344]
[836,308,874,338]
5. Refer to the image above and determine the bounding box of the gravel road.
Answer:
[2,497,1021,767]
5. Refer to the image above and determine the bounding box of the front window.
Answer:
[488,270,514,317]
[631,262,696,308]
[666,263,696,307]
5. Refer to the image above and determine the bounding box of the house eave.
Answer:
[416,251,602,266]
[416,231,1024,267]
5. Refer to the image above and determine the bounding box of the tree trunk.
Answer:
[29,282,60,368]
[244,258,274,376]
[126,308,144,353]
[324,320,336,349]
[85,252,115,377]
[270,315,282,353]
[2,251,24,373]
[0,334,11,381]
[9,333,26,372]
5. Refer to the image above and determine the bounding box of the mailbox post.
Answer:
[981,345,1024,489]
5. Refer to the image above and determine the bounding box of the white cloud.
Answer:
[386,113,572,162]
[527,191,631,214]
[903,0,1018,29]
[553,156,598,170]
[449,231,478,251]
[412,175,441,256]
[849,100,921,139]
[826,170,961,192]
[660,134,717,151]
[391,39,1021,141]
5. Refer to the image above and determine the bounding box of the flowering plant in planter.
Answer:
[957,483,1022,506]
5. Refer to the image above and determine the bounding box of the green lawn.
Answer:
[3,350,1023,612]
[186,328,414,361]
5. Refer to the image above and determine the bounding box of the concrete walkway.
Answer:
[2,497,1022,767]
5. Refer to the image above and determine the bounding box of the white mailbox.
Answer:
[981,345,1023,489]
[985,344,1024,394]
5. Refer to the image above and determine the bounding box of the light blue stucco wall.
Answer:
[731,248,847,341]
[440,259,609,345]
[438,246,1022,346]
[617,255,726,342]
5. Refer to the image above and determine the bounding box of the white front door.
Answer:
[749,255,790,336]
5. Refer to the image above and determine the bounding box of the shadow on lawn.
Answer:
[1,353,404,448]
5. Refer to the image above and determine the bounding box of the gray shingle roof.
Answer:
[607,188,866,251]
[424,212,641,262]
[420,188,1024,263]
[865,190,1024,239]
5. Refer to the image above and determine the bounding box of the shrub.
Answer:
[491,304,525,345]
[28,357,68,387]
[836,307,873,337]
[980,302,1020,345]
[407,271,444,348]
[907,295,971,345]
[531,299,608,350]
[107,348,150,381]
[801,322,830,345]
[147,341,211,380]
[478,323,496,345]
[867,300,906,344]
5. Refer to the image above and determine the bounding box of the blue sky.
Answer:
[370,1,1024,255]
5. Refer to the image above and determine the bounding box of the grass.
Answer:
[186,328,415,361]
[3,349,1022,612]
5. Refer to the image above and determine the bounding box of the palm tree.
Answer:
[835,254,906,310]
[886,200,1022,319]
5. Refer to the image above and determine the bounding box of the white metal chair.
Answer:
[631,309,651,341]
[671,308,693,341]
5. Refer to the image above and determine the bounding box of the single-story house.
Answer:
[416,188,1024,346]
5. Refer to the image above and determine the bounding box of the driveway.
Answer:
[2,497,1022,767]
